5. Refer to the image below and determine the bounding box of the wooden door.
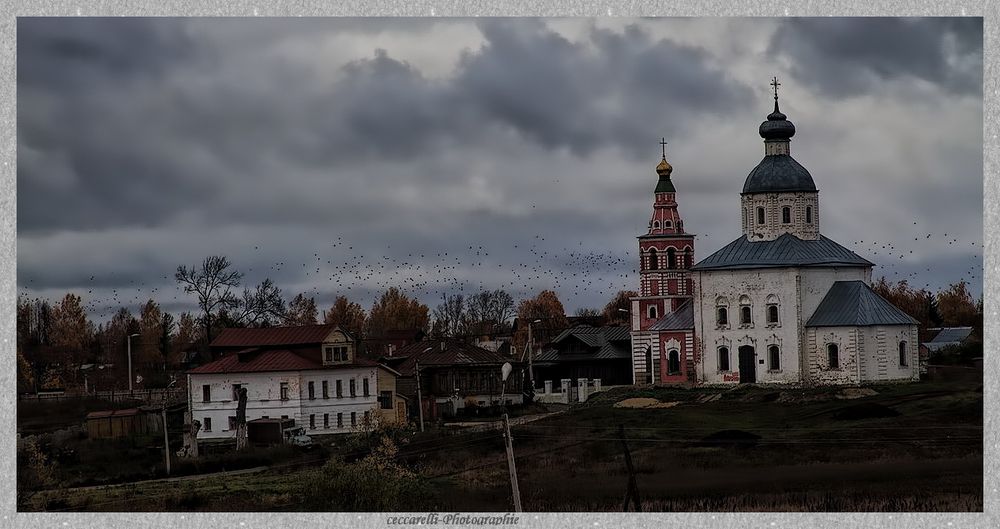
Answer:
[738,346,756,384]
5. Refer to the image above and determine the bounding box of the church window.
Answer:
[765,295,780,326]
[781,206,791,224]
[664,220,672,228]
[717,307,728,326]
[768,345,780,371]
[899,341,908,366]
[806,206,813,224]
[718,347,730,371]
[647,305,658,320]
[739,296,752,326]
[827,343,840,369]
[648,249,658,270]
[757,207,765,225]
[653,221,660,229]
[667,350,681,375]
[667,248,677,269]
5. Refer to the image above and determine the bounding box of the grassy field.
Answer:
[22,377,983,512]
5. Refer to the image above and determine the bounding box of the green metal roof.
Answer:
[691,233,872,271]
[655,176,676,193]
[806,281,919,327]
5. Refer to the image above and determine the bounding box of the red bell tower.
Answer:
[630,139,696,384]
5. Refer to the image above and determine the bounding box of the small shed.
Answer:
[85,408,161,439]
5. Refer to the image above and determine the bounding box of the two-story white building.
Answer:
[187,324,404,443]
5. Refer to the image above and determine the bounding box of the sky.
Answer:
[16,17,984,322]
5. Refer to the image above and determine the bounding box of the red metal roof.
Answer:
[210,324,350,348]
[188,349,378,375]
[392,339,514,376]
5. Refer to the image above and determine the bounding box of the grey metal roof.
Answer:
[805,281,919,327]
[928,327,974,343]
[649,299,695,330]
[537,326,631,362]
[691,233,872,271]
[742,154,817,194]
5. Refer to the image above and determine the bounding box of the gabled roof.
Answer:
[692,234,872,271]
[806,281,919,327]
[187,349,377,375]
[537,326,631,362]
[210,324,352,348]
[649,299,695,330]
[928,327,974,343]
[392,339,513,376]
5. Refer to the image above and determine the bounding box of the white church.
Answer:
[629,79,920,386]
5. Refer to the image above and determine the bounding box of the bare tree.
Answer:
[286,293,319,326]
[175,255,242,343]
[467,289,515,335]
[432,293,467,338]
[234,278,287,328]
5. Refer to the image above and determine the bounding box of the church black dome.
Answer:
[742,154,817,194]
[759,110,796,140]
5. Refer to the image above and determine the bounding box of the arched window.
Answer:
[648,248,658,270]
[739,296,752,326]
[667,248,677,269]
[667,350,680,375]
[768,345,780,371]
[757,207,765,225]
[664,220,672,228]
[718,347,730,371]
[717,307,728,326]
[648,305,658,320]
[781,206,791,224]
[806,206,813,224]
[827,343,840,369]
[765,295,779,326]
[652,221,660,229]
[899,341,908,366]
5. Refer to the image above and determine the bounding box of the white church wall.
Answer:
[741,192,820,241]
[798,267,870,325]
[694,268,802,384]
[806,327,861,385]
[860,325,920,382]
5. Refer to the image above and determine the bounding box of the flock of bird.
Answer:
[19,219,982,322]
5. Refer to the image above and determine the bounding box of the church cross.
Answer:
[659,137,668,159]
[770,76,781,101]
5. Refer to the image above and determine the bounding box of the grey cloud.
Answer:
[768,17,982,98]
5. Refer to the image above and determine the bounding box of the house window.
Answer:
[203,417,212,432]
[228,416,237,431]
[379,391,393,410]
[648,305,658,319]
[757,207,765,225]
[231,384,242,401]
[351,412,357,427]
[337,413,344,428]
[202,385,211,403]
[667,350,680,375]
[308,381,315,400]
[309,414,315,429]
[333,346,349,362]
[363,378,370,397]
[324,347,333,362]
[280,382,289,401]
[281,415,287,419]
[781,206,791,224]
[648,248,658,270]
[806,206,813,224]
[899,341,908,366]
[718,347,730,371]
[768,345,780,371]
[717,307,728,326]
[828,343,840,369]
[336,380,343,398]
[324,413,330,428]
[349,379,357,397]
[667,248,677,269]
[322,380,329,399]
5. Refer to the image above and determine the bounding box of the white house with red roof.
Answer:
[187,324,403,443]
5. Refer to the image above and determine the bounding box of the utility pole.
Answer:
[415,360,425,432]
[619,424,641,512]
[162,379,176,476]
[527,319,541,389]
[499,362,522,512]
[127,333,140,394]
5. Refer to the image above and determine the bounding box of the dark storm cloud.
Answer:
[769,17,982,97]
[17,18,751,235]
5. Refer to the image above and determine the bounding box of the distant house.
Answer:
[187,324,404,444]
[367,328,427,358]
[85,408,160,439]
[384,339,524,420]
[921,327,976,354]
[534,325,633,389]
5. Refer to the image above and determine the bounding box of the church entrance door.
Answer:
[738,346,756,384]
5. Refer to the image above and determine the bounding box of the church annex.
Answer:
[629,79,920,386]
